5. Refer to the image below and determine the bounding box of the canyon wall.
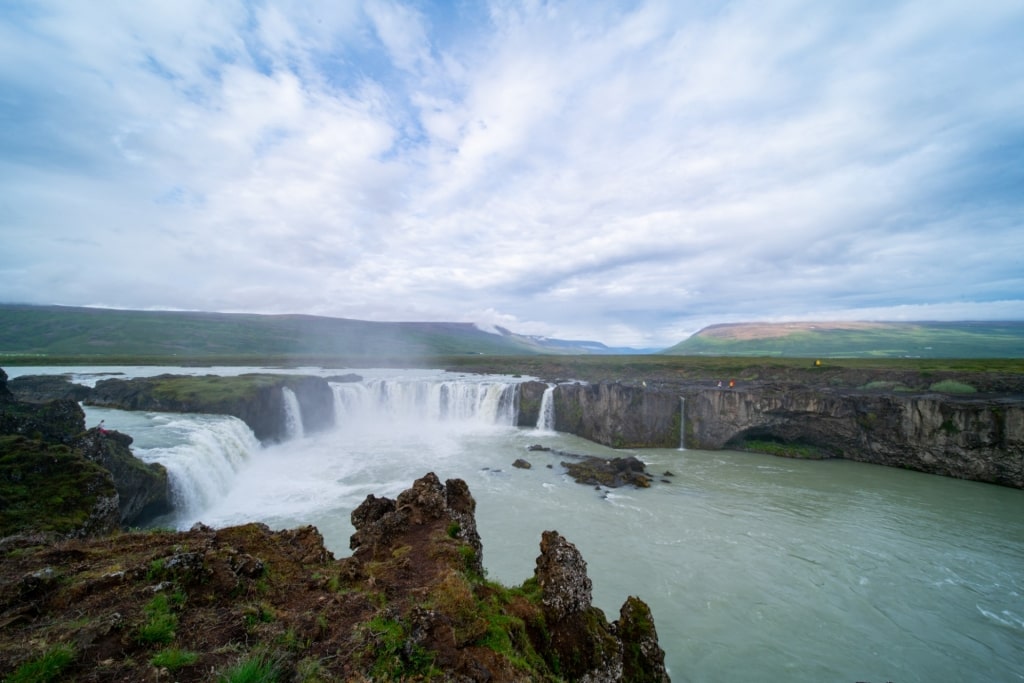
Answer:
[549,382,1024,489]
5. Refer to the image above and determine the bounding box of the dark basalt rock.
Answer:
[87,373,335,443]
[7,374,92,404]
[561,455,653,488]
[0,367,171,534]
[517,381,550,427]
[512,458,532,469]
[74,428,171,527]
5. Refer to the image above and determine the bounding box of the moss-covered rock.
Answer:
[75,429,171,526]
[0,368,171,531]
[87,373,334,442]
[0,435,120,539]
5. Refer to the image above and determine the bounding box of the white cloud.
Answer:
[1,0,1022,348]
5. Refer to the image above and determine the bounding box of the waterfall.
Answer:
[282,387,304,439]
[679,396,686,450]
[329,379,519,426]
[536,384,556,432]
[331,382,371,424]
[134,415,261,520]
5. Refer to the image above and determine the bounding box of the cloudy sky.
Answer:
[2,1,1022,348]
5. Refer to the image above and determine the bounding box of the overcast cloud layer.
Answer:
[2,1,1022,347]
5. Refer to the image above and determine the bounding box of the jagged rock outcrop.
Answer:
[0,473,671,681]
[87,373,335,442]
[347,472,484,578]
[74,429,171,526]
[0,368,171,533]
[342,473,669,681]
[534,530,669,682]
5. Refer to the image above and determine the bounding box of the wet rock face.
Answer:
[686,387,1024,488]
[553,382,681,448]
[74,429,171,527]
[517,380,550,427]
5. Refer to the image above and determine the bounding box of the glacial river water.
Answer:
[9,366,1024,682]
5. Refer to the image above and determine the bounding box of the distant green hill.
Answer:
[0,304,630,363]
[663,321,1024,358]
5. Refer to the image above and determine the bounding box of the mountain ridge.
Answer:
[0,303,647,360]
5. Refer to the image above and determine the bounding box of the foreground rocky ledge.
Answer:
[0,473,670,682]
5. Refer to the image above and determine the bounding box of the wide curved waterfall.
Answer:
[331,378,519,426]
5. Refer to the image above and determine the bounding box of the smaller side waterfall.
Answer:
[679,396,686,450]
[282,387,305,439]
[536,384,556,432]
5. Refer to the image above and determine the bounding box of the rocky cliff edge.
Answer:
[0,473,669,682]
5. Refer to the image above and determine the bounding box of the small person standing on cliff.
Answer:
[728,379,735,388]
[98,420,108,435]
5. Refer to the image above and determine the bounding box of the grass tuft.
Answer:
[6,644,75,683]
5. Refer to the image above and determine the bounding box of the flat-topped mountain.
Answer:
[663,321,1024,358]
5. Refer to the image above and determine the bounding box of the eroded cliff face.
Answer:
[684,388,1024,487]
[546,381,1024,489]
[553,383,681,449]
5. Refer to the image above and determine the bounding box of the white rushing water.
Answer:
[679,396,686,450]
[9,366,1024,682]
[281,387,305,439]
[536,383,556,432]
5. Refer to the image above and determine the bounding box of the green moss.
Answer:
[0,435,116,537]
[150,647,198,670]
[741,439,829,460]
[149,374,286,405]
[362,616,438,679]
[929,379,977,394]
